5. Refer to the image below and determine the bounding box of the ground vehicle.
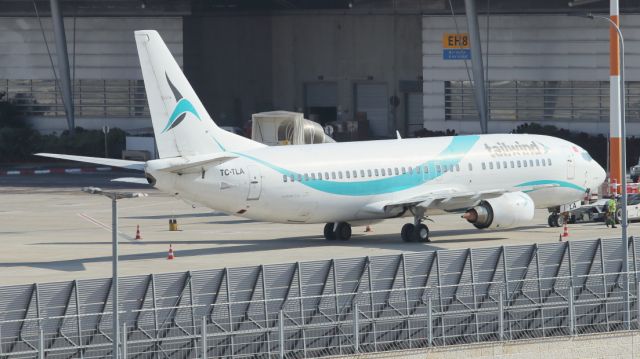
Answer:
[615,193,640,223]
[567,199,608,224]
[631,165,640,183]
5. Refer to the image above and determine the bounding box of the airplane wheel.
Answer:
[335,222,352,241]
[547,214,556,227]
[413,224,430,242]
[401,223,414,242]
[324,223,336,240]
[556,215,565,227]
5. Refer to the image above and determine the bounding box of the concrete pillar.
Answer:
[464,0,489,134]
[49,0,75,131]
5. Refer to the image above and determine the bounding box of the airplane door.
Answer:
[247,165,262,200]
[567,154,576,180]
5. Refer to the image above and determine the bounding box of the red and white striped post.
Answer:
[609,0,622,194]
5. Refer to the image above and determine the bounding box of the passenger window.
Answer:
[481,162,486,170]
[401,167,406,174]
[368,169,372,177]
[331,172,336,179]
[360,170,365,177]
[535,159,540,166]
[541,160,546,167]
[468,163,473,171]
[338,171,343,179]
[388,168,392,175]
[443,165,448,173]
[523,161,527,168]
[496,162,501,169]
[424,166,429,173]
[283,175,288,182]
[489,162,494,170]
[415,166,420,174]
[449,165,454,172]
[290,175,295,182]
[345,171,350,179]
[517,160,521,168]
[353,170,357,178]
[298,174,303,181]
[311,173,316,180]
[529,160,534,167]
[318,172,322,180]
[395,168,400,175]
[325,172,330,180]
[304,173,309,181]
[381,168,386,176]
[374,169,379,176]
[503,161,507,169]
[408,167,413,174]
[548,158,552,166]
[455,164,460,172]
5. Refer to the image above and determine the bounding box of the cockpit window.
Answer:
[581,151,593,161]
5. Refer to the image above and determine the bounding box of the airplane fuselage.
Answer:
[147,133,605,225]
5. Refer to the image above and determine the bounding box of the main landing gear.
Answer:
[324,222,352,241]
[401,208,431,242]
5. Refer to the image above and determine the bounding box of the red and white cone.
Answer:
[135,225,142,240]
[365,225,372,233]
[167,244,175,260]
[562,223,569,238]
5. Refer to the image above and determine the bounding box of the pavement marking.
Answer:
[77,213,135,241]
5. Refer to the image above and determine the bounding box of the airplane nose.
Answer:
[593,162,606,188]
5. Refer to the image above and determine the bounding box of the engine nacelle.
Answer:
[463,192,535,229]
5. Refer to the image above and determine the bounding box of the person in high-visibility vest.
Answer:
[606,196,618,228]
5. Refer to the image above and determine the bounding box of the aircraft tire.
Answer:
[401,223,414,242]
[336,222,352,241]
[324,223,337,240]
[413,224,430,242]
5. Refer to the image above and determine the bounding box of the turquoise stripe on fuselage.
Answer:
[516,179,585,193]
[234,135,480,196]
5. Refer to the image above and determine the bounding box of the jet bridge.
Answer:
[251,111,335,146]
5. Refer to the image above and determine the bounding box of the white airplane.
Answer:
[38,31,606,242]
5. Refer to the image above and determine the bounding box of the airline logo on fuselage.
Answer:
[484,141,548,158]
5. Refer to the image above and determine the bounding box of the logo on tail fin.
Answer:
[161,73,201,133]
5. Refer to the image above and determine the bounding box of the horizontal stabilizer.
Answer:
[149,153,237,174]
[111,177,150,184]
[35,153,145,171]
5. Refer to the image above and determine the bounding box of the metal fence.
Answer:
[1,236,640,358]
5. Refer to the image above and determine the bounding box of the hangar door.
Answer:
[304,82,338,125]
[355,83,388,137]
[406,92,424,136]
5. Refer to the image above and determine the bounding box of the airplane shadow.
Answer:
[15,233,446,272]
[124,212,227,220]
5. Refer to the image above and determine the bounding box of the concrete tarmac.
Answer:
[1,172,637,286]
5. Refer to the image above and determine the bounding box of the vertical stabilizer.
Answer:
[134,30,262,158]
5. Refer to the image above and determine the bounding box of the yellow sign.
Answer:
[442,33,469,49]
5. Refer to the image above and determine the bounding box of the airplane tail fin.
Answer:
[134,30,262,158]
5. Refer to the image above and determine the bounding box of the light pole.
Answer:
[82,187,147,358]
[581,12,629,330]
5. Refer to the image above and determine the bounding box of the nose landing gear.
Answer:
[401,208,431,242]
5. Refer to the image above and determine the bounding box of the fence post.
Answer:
[353,301,359,353]
[637,282,640,330]
[279,310,284,359]
[427,296,433,347]
[122,322,127,359]
[201,317,207,359]
[569,286,575,335]
[39,327,44,359]
[499,291,504,341]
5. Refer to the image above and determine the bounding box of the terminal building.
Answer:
[2,0,640,137]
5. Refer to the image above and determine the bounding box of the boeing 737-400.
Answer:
[37,31,607,242]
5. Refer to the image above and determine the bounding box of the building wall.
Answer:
[0,17,182,132]
[422,14,640,136]
[184,13,422,135]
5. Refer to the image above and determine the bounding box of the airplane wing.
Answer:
[35,153,145,171]
[371,183,560,215]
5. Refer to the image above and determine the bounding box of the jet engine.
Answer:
[463,192,535,229]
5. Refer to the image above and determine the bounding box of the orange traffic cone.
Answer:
[167,244,175,260]
[135,225,142,240]
[365,225,372,233]
[562,223,569,238]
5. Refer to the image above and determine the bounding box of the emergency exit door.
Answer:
[247,166,262,200]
